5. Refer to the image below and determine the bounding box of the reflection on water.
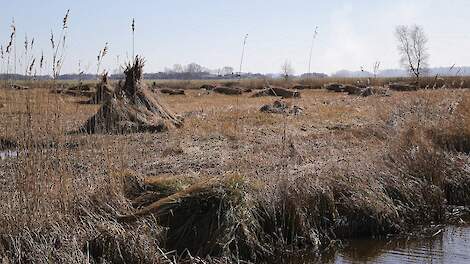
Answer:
[0,150,18,160]
[330,226,470,264]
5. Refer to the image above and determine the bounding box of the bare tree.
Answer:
[281,60,294,81]
[185,63,202,73]
[373,61,380,79]
[172,64,183,73]
[395,25,429,82]
[221,66,234,76]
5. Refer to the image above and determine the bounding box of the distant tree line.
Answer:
[0,61,328,81]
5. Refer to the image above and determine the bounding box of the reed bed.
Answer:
[0,79,469,263]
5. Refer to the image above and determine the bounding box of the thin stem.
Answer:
[132,18,135,63]
[238,34,248,80]
[307,26,318,78]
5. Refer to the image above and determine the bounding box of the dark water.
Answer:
[328,226,470,264]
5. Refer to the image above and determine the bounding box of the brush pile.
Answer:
[81,57,183,133]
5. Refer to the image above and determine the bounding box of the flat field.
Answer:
[0,80,469,263]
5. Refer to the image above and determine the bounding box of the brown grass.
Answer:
[0,79,469,262]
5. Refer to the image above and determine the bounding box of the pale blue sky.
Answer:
[1,0,470,75]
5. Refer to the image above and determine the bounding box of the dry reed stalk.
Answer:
[96,42,109,77]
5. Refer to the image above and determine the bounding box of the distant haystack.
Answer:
[81,56,183,134]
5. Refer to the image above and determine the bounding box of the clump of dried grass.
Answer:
[81,56,183,134]
[84,73,114,104]
[382,91,470,220]
[116,175,261,259]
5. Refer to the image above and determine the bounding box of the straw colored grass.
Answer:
[0,79,469,263]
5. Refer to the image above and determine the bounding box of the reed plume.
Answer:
[131,18,135,61]
[96,42,109,76]
[51,9,70,79]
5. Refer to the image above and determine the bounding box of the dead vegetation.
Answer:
[84,73,114,104]
[0,78,469,263]
[52,82,96,97]
[159,88,185,95]
[252,85,300,98]
[213,86,243,95]
[81,57,183,134]
[260,100,303,115]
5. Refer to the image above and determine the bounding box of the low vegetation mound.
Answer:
[52,82,95,97]
[159,88,185,95]
[291,84,314,90]
[117,175,264,258]
[389,83,418,91]
[80,57,183,134]
[200,84,217,90]
[252,85,300,98]
[213,86,243,95]
[260,100,303,115]
[326,83,389,97]
[325,83,345,92]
